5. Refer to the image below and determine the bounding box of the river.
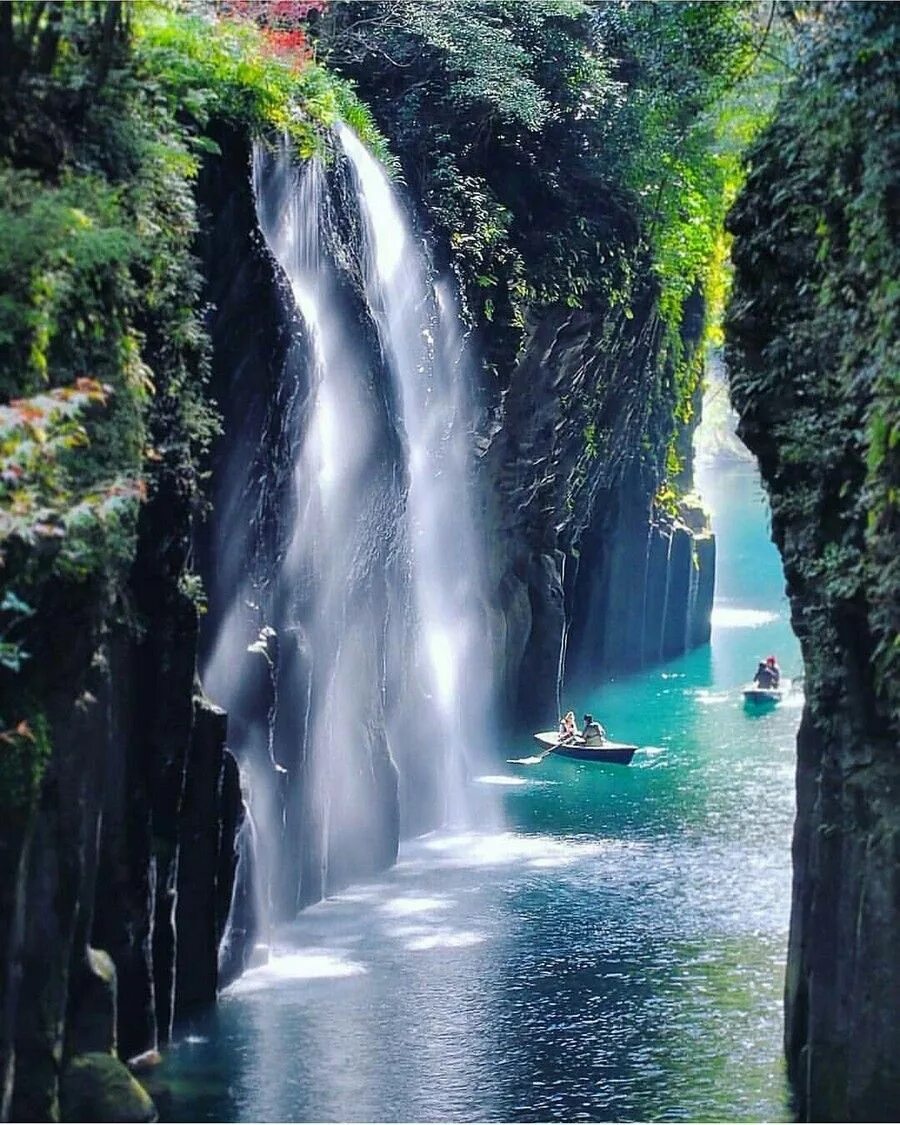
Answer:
[158,457,801,1122]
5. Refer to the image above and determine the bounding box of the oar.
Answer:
[507,734,574,765]
[506,748,551,765]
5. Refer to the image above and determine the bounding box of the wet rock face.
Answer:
[174,699,241,1022]
[0,175,243,1125]
[482,290,715,729]
[89,462,243,1065]
[0,463,242,1123]
[726,7,900,1114]
[7,616,114,1123]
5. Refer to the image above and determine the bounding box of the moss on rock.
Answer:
[725,3,900,1118]
[59,1053,157,1124]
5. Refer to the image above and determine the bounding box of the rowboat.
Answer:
[741,685,783,704]
[533,731,637,765]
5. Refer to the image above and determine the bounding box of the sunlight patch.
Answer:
[414,830,627,871]
[711,607,778,628]
[327,885,392,905]
[381,923,432,939]
[379,895,453,917]
[405,930,485,952]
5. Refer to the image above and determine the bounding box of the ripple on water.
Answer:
[694,689,731,705]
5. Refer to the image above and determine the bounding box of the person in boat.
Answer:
[753,660,771,688]
[559,710,578,743]
[582,713,607,746]
[765,654,781,688]
[753,659,779,689]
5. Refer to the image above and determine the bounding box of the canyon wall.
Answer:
[726,5,899,1117]
[0,355,243,1124]
[480,287,714,730]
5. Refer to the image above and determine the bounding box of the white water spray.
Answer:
[202,131,496,938]
[338,124,494,823]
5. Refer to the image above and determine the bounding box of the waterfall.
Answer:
[337,124,494,824]
[218,794,263,984]
[201,131,494,943]
[683,544,701,652]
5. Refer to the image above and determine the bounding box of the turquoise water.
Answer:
[159,461,801,1122]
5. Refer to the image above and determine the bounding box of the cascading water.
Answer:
[201,131,495,956]
[683,546,701,651]
[337,124,494,825]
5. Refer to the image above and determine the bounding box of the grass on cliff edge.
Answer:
[0,1,397,586]
[135,3,397,170]
[0,1,397,775]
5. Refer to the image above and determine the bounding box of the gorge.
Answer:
[0,2,897,1122]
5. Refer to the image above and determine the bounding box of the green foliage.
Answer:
[0,170,142,399]
[0,712,51,824]
[0,380,143,574]
[178,569,208,615]
[321,0,636,375]
[135,4,395,168]
[726,1,899,730]
[0,0,220,732]
[322,0,784,396]
[654,479,681,521]
[597,2,786,333]
[599,2,786,506]
[0,589,34,672]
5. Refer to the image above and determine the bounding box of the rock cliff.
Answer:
[481,285,715,729]
[0,153,243,1125]
[0,441,244,1122]
[726,4,899,1117]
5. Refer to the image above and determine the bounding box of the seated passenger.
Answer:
[753,660,773,689]
[765,655,781,688]
[582,713,606,746]
[559,710,578,743]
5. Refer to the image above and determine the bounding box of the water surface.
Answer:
[161,460,800,1122]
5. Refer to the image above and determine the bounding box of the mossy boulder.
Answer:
[59,1053,157,1123]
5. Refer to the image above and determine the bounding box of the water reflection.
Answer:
[160,463,797,1122]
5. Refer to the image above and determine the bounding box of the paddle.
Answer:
[507,731,577,765]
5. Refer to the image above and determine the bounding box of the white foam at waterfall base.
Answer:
[225,949,367,995]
